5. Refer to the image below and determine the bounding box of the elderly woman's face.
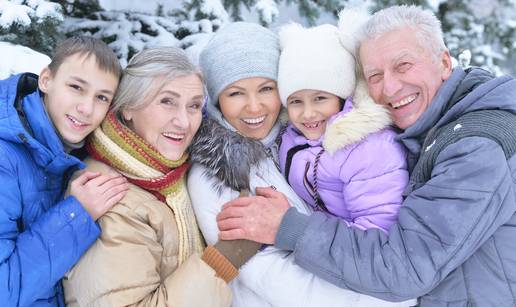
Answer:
[122,74,204,160]
[219,77,281,139]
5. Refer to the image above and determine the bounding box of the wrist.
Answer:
[201,245,238,283]
[274,207,310,251]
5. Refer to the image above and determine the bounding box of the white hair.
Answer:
[112,46,204,117]
[360,5,447,59]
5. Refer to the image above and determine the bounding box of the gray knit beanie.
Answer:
[199,22,280,106]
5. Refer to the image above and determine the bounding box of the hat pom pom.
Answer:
[279,22,306,50]
[338,7,370,54]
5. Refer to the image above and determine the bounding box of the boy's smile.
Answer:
[39,53,119,144]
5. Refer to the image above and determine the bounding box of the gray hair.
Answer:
[111,46,204,117]
[360,5,447,59]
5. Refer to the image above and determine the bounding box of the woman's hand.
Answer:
[216,187,290,244]
[69,171,129,221]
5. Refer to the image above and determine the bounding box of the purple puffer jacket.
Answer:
[279,84,408,233]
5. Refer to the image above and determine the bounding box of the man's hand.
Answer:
[69,171,129,221]
[216,186,290,244]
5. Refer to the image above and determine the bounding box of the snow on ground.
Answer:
[0,42,50,79]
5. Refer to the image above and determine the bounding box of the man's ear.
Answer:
[440,49,453,81]
[38,67,53,94]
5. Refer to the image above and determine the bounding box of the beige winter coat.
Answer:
[63,158,232,307]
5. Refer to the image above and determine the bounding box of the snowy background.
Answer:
[0,0,515,78]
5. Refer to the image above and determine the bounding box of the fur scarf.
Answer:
[189,117,268,193]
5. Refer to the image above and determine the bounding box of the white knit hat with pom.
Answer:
[277,23,356,106]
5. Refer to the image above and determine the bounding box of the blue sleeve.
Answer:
[276,137,516,301]
[0,161,100,305]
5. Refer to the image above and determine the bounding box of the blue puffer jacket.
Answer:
[276,67,516,306]
[0,73,100,307]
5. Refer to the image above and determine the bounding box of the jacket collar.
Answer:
[1,73,83,174]
[397,67,508,158]
[284,79,392,155]
[190,116,268,193]
[322,79,392,154]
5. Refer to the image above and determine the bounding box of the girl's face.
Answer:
[122,74,205,161]
[219,77,281,139]
[286,89,341,140]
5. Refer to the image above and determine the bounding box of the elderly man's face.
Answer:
[360,27,452,130]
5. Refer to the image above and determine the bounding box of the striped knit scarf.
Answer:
[87,112,204,264]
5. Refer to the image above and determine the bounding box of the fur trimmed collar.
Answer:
[189,117,267,193]
[323,79,392,154]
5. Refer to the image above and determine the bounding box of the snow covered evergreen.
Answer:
[0,0,63,54]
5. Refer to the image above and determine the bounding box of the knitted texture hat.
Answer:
[277,23,356,106]
[199,22,280,106]
[338,7,370,57]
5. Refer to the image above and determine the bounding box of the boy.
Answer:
[0,36,128,306]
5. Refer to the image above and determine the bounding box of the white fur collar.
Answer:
[323,79,392,154]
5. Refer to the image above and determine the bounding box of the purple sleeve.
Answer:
[340,134,408,233]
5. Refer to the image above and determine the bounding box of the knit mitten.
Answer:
[201,189,262,283]
[202,239,262,283]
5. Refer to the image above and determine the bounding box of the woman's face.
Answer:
[122,74,205,161]
[219,77,281,139]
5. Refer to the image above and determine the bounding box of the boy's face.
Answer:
[39,53,119,144]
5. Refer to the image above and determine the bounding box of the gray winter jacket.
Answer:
[276,67,516,306]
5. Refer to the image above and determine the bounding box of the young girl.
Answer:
[278,22,408,233]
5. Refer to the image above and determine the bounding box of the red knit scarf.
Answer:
[87,112,189,202]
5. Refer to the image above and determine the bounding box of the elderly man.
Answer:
[217,5,516,306]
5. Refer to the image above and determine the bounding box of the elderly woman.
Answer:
[62,47,236,306]
[188,22,415,307]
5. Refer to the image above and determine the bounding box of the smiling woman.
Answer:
[219,77,281,139]
[187,22,303,307]
[121,74,204,161]
[62,47,234,307]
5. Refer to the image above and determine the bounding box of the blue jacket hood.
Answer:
[0,73,84,174]
[0,73,28,143]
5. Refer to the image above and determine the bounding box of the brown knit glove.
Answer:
[201,189,263,283]
[201,245,238,283]
[202,239,262,283]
